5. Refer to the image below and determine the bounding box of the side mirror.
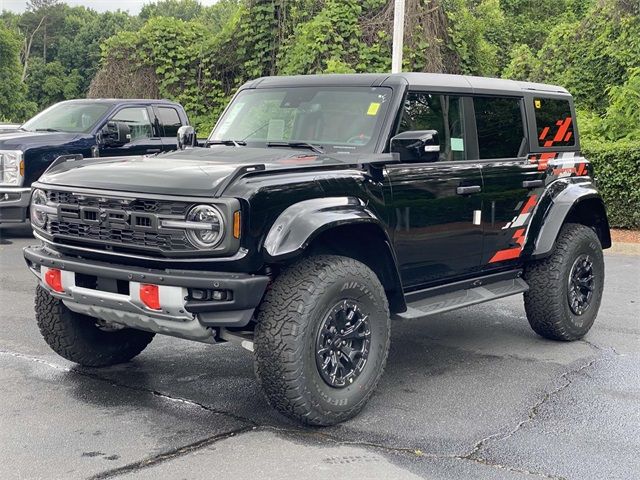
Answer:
[177,125,197,150]
[100,121,131,147]
[390,130,440,163]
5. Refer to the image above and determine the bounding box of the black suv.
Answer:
[24,73,610,425]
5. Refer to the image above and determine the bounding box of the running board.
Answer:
[393,270,529,320]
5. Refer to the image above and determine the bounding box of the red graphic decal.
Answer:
[489,247,522,263]
[521,195,538,214]
[539,127,550,140]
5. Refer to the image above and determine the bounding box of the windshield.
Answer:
[22,102,111,133]
[209,86,392,153]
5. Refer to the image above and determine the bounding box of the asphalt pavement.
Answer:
[1,228,638,480]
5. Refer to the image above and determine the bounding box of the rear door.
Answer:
[471,96,541,266]
[386,91,484,288]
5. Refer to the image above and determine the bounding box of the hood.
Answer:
[0,130,82,151]
[38,146,389,196]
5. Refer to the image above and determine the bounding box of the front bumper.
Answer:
[24,244,270,342]
[0,187,30,225]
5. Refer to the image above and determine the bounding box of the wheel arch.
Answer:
[530,181,611,259]
[263,197,406,313]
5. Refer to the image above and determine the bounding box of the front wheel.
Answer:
[35,286,155,367]
[254,255,391,426]
[523,223,605,341]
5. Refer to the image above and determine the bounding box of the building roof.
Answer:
[246,72,570,96]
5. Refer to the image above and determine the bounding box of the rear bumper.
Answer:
[24,244,270,340]
[0,187,30,225]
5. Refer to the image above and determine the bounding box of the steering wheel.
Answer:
[346,134,371,145]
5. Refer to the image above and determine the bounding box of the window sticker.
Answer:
[450,137,464,151]
[534,99,542,109]
[367,102,381,116]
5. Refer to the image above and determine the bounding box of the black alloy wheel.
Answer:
[567,254,595,315]
[315,300,371,388]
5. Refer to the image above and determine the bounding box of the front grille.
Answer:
[41,190,194,255]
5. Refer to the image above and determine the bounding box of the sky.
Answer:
[0,0,219,14]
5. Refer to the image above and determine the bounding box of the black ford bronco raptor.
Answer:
[24,73,610,426]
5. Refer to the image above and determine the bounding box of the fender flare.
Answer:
[263,197,389,261]
[529,179,610,258]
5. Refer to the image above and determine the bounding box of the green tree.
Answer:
[0,24,36,121]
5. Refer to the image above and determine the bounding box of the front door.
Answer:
[99,106,163,157]
[386,92,484,288]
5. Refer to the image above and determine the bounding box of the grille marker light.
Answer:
[140,284,161,310]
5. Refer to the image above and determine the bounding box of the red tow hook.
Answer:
[44,268,64,293]
[140,284,161,310]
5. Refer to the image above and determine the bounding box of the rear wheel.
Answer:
[523,223,604,341]
[254,255,391,426]
[35,286,155,367]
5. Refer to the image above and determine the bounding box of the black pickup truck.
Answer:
[23,73,610,426]
[0,99,189,226]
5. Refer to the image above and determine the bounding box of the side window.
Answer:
[111,107,153,141]
[398,92,466,161]
[474,97,525,159]
[534,97,575,148]
[157,107,182,137]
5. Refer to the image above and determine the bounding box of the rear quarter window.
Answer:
[534,98,575,148]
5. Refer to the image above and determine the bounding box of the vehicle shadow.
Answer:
[0,225,33,245]
[60,305,590,450]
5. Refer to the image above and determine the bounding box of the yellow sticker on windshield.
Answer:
[367,102,381,116]
[535,99,542,109]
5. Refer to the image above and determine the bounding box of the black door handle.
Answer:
[456,185,481,195]
[522,179,544,189]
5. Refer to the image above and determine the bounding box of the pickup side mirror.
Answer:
[177,125,197,150]
[390,130,440,163]
[100,121,131,147]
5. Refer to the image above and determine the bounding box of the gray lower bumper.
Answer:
[0,187,30,225]
[24,244,270,343]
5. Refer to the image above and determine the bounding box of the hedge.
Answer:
[582,139,640,229]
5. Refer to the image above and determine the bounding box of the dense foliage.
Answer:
[0,0,638,226]
[583,139,640,229]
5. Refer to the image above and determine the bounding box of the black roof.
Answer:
[244,73,570,96]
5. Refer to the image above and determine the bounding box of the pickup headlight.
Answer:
[161,204,225,249]
[30,188,49,228]
[0,150,24,186]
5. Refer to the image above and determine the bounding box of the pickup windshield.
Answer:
[209,86,392,153]
[22,102,111,134]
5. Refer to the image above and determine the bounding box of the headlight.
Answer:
[30,189,49,228]
[0,150,24,186]
[185,205,225,249]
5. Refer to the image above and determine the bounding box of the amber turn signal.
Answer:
[233,210,241,239]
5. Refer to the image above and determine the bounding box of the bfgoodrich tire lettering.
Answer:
[253,255,391,426]
[35,285,155,367]
[523,223,604,341]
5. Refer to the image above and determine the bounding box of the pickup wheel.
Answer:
[254,255,390,426]
[523,223,604,341]
[35,286,155,367]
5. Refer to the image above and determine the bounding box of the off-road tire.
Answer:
[35,286,155,367]
[523,223,604,341]
[254,255,391,426]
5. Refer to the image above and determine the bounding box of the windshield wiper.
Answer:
[267,141,324,154]
[34,128,61,132]
[208,139,247,147]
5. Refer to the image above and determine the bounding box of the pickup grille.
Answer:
[41,190,194,255]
